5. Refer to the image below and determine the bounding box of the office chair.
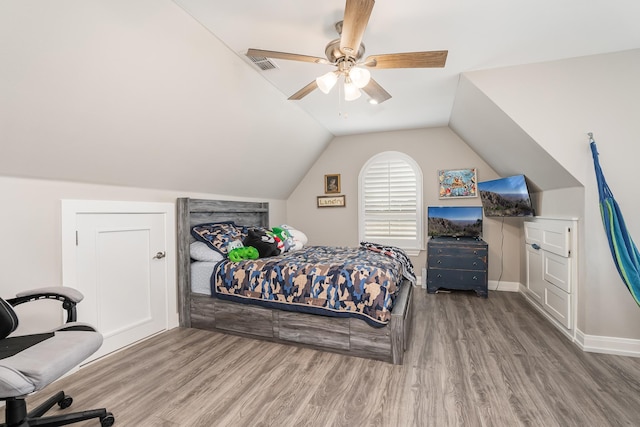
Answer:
[1,287,114,426]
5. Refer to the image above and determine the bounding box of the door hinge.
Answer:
[75,230,78,246]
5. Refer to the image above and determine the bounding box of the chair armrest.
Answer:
[7,287,85,323]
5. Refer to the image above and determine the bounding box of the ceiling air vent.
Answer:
[246,54,278,71]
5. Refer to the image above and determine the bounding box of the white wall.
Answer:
[0,0,332,200]
[0,175,286,333]
[463,49,640,339]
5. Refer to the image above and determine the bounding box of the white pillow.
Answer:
[190,241,224,262]
[290,228,308,245]
[280,224,308,251]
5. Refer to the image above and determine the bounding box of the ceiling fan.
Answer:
[246,0,447,104]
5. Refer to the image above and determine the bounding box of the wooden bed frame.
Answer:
[177,197,413,364]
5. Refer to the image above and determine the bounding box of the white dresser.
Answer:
[524,217,578,339]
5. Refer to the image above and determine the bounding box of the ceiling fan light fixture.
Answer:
[344,77,361,101]
[316,71,339,94]
[249,1,448,105]
[349,67,371,88]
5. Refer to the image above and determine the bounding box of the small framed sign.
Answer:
[317,195,346,208]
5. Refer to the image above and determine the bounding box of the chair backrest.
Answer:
[0,297,18,339]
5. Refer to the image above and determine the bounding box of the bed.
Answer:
[177,198,414,364]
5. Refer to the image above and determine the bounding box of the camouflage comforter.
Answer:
[212,246,410,326]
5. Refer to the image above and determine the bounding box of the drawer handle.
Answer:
[473,250,478,254]
[437,260,441,264]
[473,262,477,266]
[472,276,478,280]
[437,274,442,278]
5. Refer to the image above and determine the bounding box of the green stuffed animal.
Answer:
[271,227,293,252]
[228,246,259,262]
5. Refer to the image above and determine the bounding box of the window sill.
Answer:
[403,249,422,257]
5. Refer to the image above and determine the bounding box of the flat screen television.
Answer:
[427,206,483,238]
[478,174,534,217]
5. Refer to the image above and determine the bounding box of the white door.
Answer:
[62,201,176,363]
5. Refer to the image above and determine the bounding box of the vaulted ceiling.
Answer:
[1,1,639,200]
[174,0,640,136]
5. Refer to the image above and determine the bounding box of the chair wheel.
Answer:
[58,396,73,409]
[101,412,115,426]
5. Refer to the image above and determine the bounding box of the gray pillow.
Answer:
[190,241,225,262]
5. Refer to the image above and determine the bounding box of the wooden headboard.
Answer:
[176,198,269,327]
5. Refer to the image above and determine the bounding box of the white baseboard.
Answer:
[421,279,640,358]
[516,286,640,358]
[488,280,520,292]
[417,278,518,291]
[575,330,640,358]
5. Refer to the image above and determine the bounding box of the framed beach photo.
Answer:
[438,168,478,198]
[324,174,341,194]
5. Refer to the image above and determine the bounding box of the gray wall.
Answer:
[0,0,332,200]
[461,49,640,339]
[0,175,286,331]
[286,127,523,284]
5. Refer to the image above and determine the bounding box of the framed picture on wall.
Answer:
[324,174,341,194]
[317,195,346,208]
[438,168,478,198]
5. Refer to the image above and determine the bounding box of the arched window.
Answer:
[358,151,423,255]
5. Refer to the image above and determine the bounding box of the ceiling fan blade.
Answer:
[361,77,391,104]
[247,48,330,65]
[340,0,375,57]
[364,51,448,69]
[288,80,319,100]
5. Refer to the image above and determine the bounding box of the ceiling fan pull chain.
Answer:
[338,76,348,119]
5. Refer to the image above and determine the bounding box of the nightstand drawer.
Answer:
[431,246,487,257]
[428,254,486,270]
[428,270,487,288]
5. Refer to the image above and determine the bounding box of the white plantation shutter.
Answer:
[359,152,423,252]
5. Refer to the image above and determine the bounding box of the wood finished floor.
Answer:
[5,290,640,426]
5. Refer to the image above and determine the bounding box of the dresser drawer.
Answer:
[428,254,486,270]
[543,250,571,293]
[430,246,487,257]
[525,220,571,257]
[427,269,487,288]
[544,282,571,329]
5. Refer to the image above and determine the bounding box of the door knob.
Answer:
[153,251,166,259]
